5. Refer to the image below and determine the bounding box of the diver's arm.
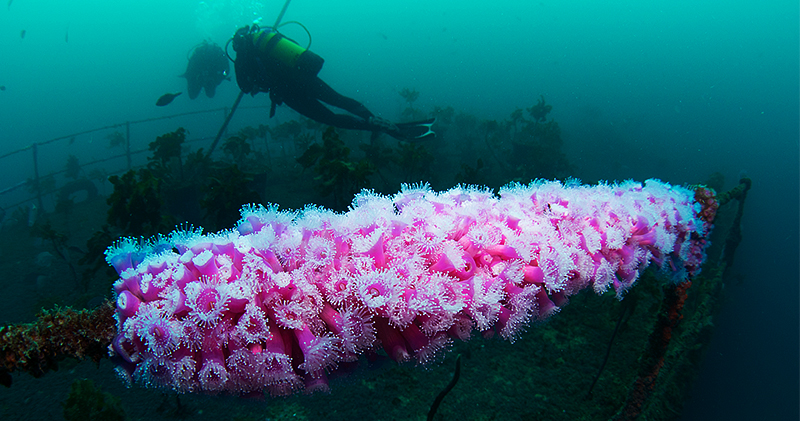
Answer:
[234,55,257,94]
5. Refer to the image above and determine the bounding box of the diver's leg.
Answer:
[281,93,373,131]
[310,77,374,121]
[188,81,201,100]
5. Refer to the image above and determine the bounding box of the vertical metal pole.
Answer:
[223,106,229,139]
[273,0,293,28]
[32,143,44,213]
[125,121,132,171]
[207,91,244,157]
[205,0,292,159]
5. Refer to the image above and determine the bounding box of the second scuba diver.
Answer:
[230,25,435,141]
[184,40,231,99]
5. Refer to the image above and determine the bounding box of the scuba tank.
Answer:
[251,27,324,77]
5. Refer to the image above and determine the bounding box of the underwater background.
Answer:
[0,1,797,420]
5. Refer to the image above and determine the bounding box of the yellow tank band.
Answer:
[253,30,306,68]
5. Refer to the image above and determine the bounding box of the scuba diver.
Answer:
[230,24,435,141]
[183,41,230,99]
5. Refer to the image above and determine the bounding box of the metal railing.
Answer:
[0,105,270,214]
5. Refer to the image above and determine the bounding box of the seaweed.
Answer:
[147,127,186,183]
[222,134,253,163]
[29,220,80,289]
[454,158,486,186]
[106,169,170,237]
[78,225,117,287]
[528,94,553,122]
[88,167,109,194]
[148,127,185,167]
[62,378,125,421]
[297,127,374,210]
[399,87,427,121]
[200,164,261,230]
[394,142,433,183]
[105,130,126,149]
[64,155,82,180]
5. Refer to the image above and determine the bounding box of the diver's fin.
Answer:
[394,118,436,141]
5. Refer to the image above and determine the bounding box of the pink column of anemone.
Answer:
[105,179,711,396]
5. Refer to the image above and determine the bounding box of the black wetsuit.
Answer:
[271,74,375,131]
[185,41,230,99]
[233,28,376,131]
